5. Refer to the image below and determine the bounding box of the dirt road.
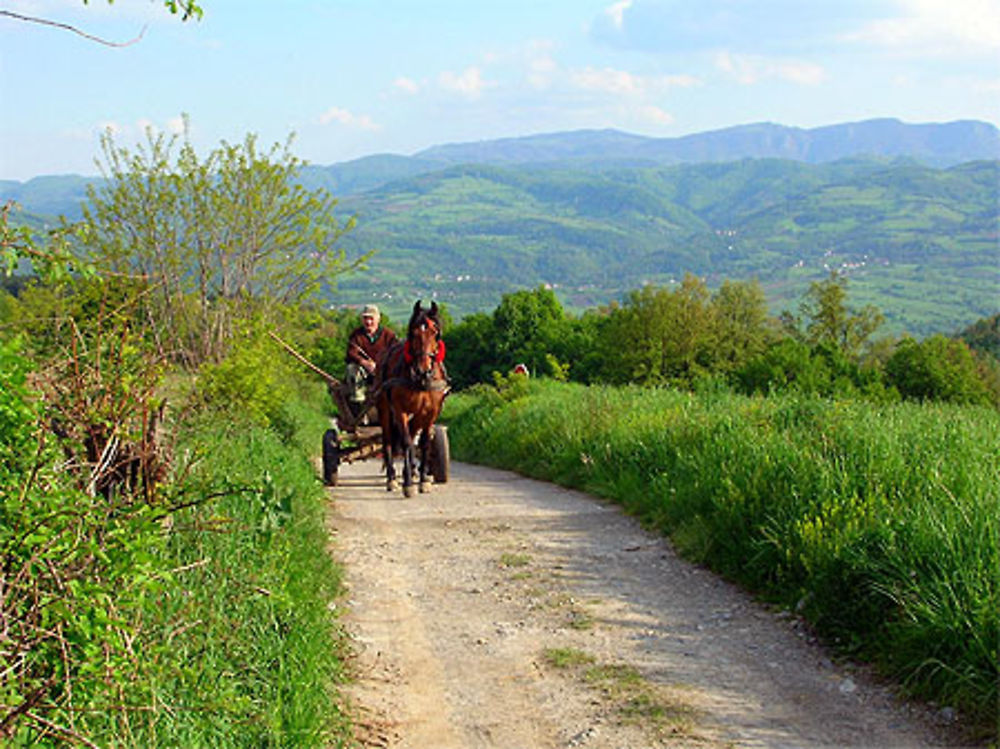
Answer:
[328,460,955,748]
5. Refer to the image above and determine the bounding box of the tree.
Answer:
[446,312,497,388]
[797,270,883,358]
[735,338,830,395]
[885,335,993,406]
[710,278,770,373]
[956,313,1000,360]
[599,274,715,386]
[491,286,567,377]
[76,122,365,366]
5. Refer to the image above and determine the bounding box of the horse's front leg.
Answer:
[418,425,432,493]
[399,413,416,498]
[380,401,397,492]
[384,448,397,492]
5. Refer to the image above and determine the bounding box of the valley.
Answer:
[4,119,998,336]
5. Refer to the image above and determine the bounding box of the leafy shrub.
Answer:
[196,322,298,435]
[0,338,36,478]
[735,339,897,402]
[120,391,349,747]
[1,338,170,746]
[885,335,993,406]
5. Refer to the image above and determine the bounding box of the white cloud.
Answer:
[715,52,826,85]
[166,115,186,134]
[393,77,420,95]
[772,60,826,86]
[661,73,701,88]
[438,66,489,98]
[973,77,1000,93]
[638,105,675,125]
[845,0,1000,56]
[572,67,645,95]
[527,55,559,90]
[571,66,701,95]
[317,107,381,131]
[604,0,634,30]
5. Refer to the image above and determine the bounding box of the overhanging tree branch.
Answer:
[0,10,147,47]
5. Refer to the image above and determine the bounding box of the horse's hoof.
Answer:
[419,481,430,493]
[403,484,415,499]
[387,479,398,492]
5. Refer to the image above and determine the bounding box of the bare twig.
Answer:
[0,10,147,47]
[24,711,100,749]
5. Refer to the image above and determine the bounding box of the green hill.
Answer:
[4,120,997,336]
[333,158,998,336]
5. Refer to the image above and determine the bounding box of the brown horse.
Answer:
[378,300,448,497]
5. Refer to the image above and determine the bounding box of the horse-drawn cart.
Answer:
[269,331,450,489]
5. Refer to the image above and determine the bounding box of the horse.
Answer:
[377,300,449,497]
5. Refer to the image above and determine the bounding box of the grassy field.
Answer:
[443,379,999,737]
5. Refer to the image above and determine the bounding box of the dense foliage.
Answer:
[445,275,1000,409]
[0,314,350,746]
[0,123,357,744]
[444,379,1000,736]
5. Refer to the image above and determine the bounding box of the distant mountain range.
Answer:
[415,118,1000,167]
[295,118,999,197]
[3,118,998,335]
[7,118,996,213]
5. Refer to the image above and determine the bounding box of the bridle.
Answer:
[403,317,443,388]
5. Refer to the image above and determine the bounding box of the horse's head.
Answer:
[405,300,443,389]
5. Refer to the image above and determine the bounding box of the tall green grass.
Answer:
[83,381,350,747]
[445,379,999,734]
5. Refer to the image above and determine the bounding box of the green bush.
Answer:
[2,333,349,747]
[1,338,171,746]
[196,323,299,435]
[735,339,896,402]
[0,337,36,477]
[77,379,349,747]
[885,335,993,406]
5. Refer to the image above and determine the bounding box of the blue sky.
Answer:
[1,0,998,180]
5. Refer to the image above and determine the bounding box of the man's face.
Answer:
[362,315,378,335]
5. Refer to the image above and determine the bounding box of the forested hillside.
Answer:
[4,120,997,337]
[333,158,998,335]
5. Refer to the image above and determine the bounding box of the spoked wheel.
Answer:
[322,427,340,486]
[431,424,450,484]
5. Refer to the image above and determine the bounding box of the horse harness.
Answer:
[379,336,450,394]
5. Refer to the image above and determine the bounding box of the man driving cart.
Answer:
[344,304,397,418]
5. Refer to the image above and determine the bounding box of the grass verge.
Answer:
[89,381,350,747]
[446,379,999,738]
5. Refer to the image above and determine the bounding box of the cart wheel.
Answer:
[431,424,450,484]
[322,427,340,486]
